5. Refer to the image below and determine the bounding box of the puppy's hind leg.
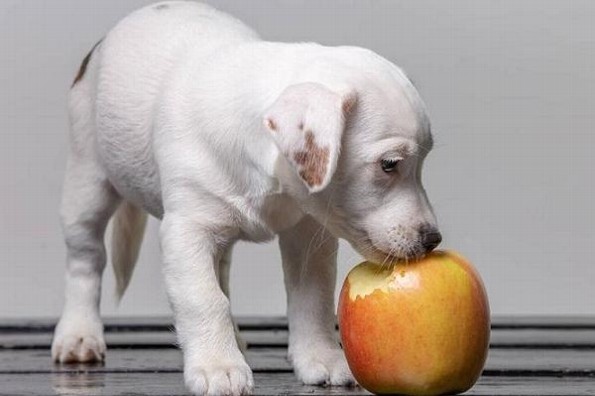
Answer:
[52,42,121,363]
[52,155,120,363]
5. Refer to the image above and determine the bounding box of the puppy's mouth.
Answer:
[351,236,426,266]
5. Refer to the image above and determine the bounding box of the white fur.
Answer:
[52,2,439,395]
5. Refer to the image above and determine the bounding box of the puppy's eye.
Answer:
[380,158,400,173]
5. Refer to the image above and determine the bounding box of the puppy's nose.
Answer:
[420,226,442,253]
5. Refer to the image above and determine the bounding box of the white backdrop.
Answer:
[1,0,593,319]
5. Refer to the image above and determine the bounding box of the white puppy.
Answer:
[52,1,441,395]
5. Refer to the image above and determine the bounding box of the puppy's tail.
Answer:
[111,201,148,302]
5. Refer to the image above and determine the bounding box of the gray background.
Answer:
[1,0,593,319]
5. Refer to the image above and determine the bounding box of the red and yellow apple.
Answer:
[338,250,490,395]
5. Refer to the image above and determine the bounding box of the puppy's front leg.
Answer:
[279,216,355,386]
[160,213,252,396]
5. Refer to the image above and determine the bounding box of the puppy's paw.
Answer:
[51,333,106,363]
[52,317,105,363]
[184,359,254,396]
[291,346,356,386]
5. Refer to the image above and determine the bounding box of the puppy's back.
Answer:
[96,1,259,135]
[71,1,259,215]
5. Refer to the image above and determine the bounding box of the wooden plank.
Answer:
[467,377,595,396]
[490,316,595,330]
[1,348,593,376]
[2,328,595,349]
[1,372,595,396]
[0,332,179,349]
[491,329,595,348]
[2,316,595,333]
[0,317,286,333]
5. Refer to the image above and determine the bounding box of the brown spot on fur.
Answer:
[298,122,304,131]
[71,39,102,88]
[293,131,329,188]
[154,4,170,10]
[265,118,277,132]
[342,92,357,114]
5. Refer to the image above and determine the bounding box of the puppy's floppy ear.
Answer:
[263,82,356,193]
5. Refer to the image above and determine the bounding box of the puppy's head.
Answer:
[264,61,439,263]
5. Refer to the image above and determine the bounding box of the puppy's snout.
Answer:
[420,225,442,253]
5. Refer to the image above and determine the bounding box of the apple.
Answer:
[338,250,490,395]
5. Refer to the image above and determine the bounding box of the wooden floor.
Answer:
[1,317,594,395]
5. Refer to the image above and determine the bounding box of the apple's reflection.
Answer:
[51,364,105,395]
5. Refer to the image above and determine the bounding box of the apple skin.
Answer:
[338,250,490,395]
